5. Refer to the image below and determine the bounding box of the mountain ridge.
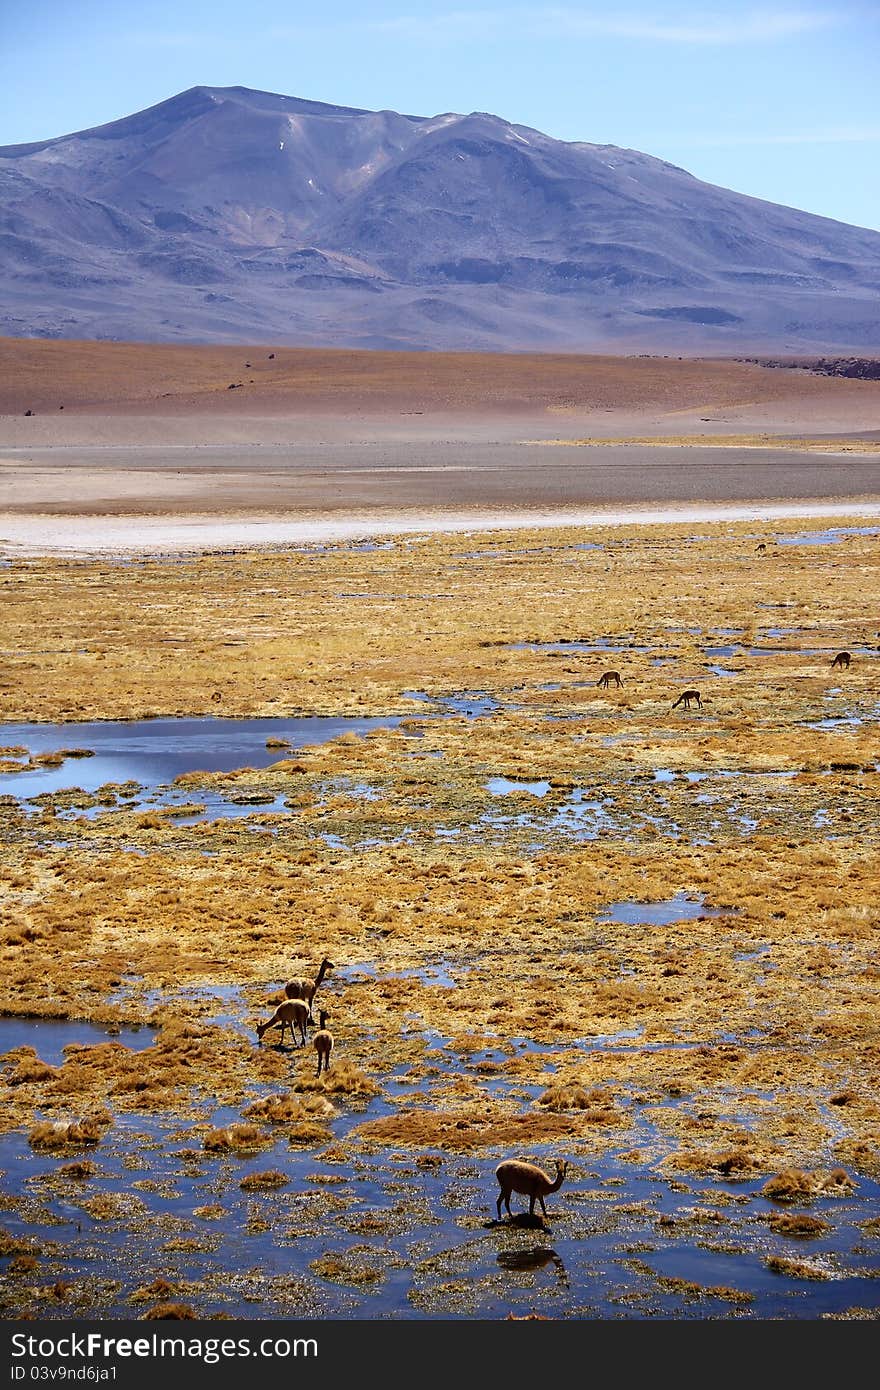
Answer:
[2,85,879,352]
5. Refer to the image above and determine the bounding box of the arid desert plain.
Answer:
[1,342,879,1320]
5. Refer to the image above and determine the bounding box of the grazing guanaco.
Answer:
[313,1011,333,1076]
[495,1158,567,1223]
[597,671,623,689]
[256,998,309,1047]
[284,957,334,1023]
[831,651,852,670]
[671,689,702,711]
[756,542,767,553]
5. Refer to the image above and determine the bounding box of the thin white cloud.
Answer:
[269,7,839,46]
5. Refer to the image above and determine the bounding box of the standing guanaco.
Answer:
[495,1158,567,1222]
[314,1011,333,1076]
[256,998,309,1047]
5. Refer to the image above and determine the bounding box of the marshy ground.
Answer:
[1,517,879,1319]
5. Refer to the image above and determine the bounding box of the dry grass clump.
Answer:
[239,1169,289,1191]
[768,1212,830,1237]
[311,1254,384,1287]
[832,1139,880,1176]
[193,1204,225,1220]
[310,1245,403,1287]
[242,1091,336,1123]
[18,1023,265,1116]
[352,1105,581,1151]
[8,1054,59,1085]
[56,1161,98,1180]
[76,1189,146,1223]
[765,1254,831,1280]
[537,1084,622,1123]
[78,1193,147,1221]
[142,1303,197,1319]
[287,1121,334,1148]
[762,1169,818,1203]
[130,1278,186,1304]
[664,1147,760,1177]
[762,1167,856,1203]
[28,1110,113,1151]
[652,1274,753,1304]
[0,1230,34,1257]
[290,1060,380,1098]
[201,1123,273,1153]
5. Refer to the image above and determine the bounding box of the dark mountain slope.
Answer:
[2,85,878,351]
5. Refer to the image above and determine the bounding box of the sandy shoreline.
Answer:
[2,497,880,555]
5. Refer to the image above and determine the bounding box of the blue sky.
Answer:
[2,1,878,230]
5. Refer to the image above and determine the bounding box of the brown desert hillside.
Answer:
[2,338,879,418]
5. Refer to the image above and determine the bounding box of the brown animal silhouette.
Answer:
[256,998,309,1048]
[597,671,623,688]
[756,542,767,553]
[831,651,852,670]
[284,957,334,1023]
[671,689,702,710]
[495,1158,567,1222]
[496,1246,568,1286]
[313,1010,333,1076]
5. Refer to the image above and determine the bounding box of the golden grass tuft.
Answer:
[287,1121,334,1148]
[8,1057,59,1086]
[765,1254,831,1280]
[768,1212,830,1238]
[832,1140,880,1176]
[351,1106,581,1151]
[762,1169,816,1203]
[763,1166,857,1203]
[290,1060,380,1098]
[201,1123,273,1153]
[28,1111,113,1151]
[537,1084,621,1123]
[193,1204,225,1220]
[130,1278,182,1304]
[142,1303,197,1319]
[242,1091,336,1122]
[79,1193,147,1221]
[665,1147,759,1177]
[239,1169,289,1191]
[0,1230,34,1257]
[56,1160,98,1180]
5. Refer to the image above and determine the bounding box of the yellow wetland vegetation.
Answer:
[1,517,878,1316]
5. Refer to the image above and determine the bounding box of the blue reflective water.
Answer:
[0,715,401,799]
[0,1015,156,1066]
[597,893,729,926]
[775,526,880,546]
[486,777,552,797]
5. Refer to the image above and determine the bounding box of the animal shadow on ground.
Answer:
[486,1213,551,1231]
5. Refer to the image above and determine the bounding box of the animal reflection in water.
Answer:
[496,1246,569,1287]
